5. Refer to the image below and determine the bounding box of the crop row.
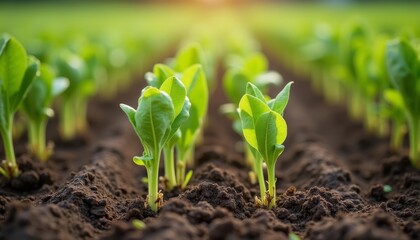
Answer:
[254,14,420,169]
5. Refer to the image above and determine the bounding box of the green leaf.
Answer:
[164,98,191,147]
[146,64,175,88]
[120,104,137,133]
[133,155,153,167]
[254,71,283,89]
[52,77,69,96]
[182,170,193,189]
[223,70,250,105]
[181,64,208,118]
[255,111,287,165]
[135,87,174,152]
[384,89,405,110]
[246,82,266,102]
[0,35,28,95]
[243,52,268,78]
[239,94,271,150]
[386,38,420,115]
[11,56,39,110]
[268,82,293,115]
[174,44,202,72]
[177,64,208,154]
[160,76,186,117]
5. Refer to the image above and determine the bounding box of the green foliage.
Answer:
[386,38,420,168]
[239,82,292,208]
[55,49,94,140]
[0,34,39,179]
[21,64,69,161]
[120,76,190,211]
[176,64,208,188]
[224,52,282,106]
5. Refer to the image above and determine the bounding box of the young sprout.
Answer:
[21,64,69,161]
[176,64,208,189]
[0,35,39,180]
[239,82,292,208]
[386,38,420,168]
[55,50,95,140]
[120,77,190,212]
[222,52,282,184]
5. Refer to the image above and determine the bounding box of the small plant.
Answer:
[222,52,282,183]
[175,64,208,189]
[120,76,190,212]
[386,38,420,168]
[144,63,207,190]
[55,50,95,140]
[0,35,39,179]
[21,64,69,161]
[239,82,292,208]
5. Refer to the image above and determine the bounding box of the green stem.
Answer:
[364,101,376,134]
[163,146,176,190]
[186,143,195,168]
[176,149,186,188]
[378,116,389,137]
[75,97,88,135]
[28,119,48,162]
[408,116,420,168]
[349,90,364,121]
[60,99,76,140]
[391,121,404,151]
[267,162,277,209]
[254,155,266,201]
[1,121,19,178]
[147,150,161,212]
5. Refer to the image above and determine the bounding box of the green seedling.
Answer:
[120,76,190,212]
[386,38,420,168]
[383,89,407,151]
[0,35,39,180]
[222,53,283,184]
[55,50,95,140]
[21,64,69,161]
[239,82,292,208]
[175,64,208,189]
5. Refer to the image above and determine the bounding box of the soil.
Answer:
[0,46,419,240]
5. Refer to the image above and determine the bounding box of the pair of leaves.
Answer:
[239,82,292,165]
[121,77,191,166]
[0,35,39,131]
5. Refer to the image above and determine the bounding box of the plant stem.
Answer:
[1,121,19,178]
[176,149,186,188]
[75,97,88,134]
[349,90,363,121]
[364,101,376,134]
[408,116,420,168]
[163,146,176,190]
[28,119,48,162]
[267,162,277,209]
[60,99,76,140]
[254,155,266,201]
[391,121,404,151]
[147,150,160,212]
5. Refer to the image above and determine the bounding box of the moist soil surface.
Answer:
[0,49,419,240]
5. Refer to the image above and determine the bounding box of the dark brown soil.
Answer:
[0,46,419,240]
